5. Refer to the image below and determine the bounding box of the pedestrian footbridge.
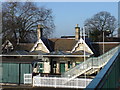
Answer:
[61,45,120,82]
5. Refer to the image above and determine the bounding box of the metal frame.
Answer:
[86,46,120,89]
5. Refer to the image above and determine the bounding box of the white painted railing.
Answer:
[62,45,120,79]
[33,76,92,88]
[24,74,32,84]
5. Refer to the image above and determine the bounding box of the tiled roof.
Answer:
[3,36,120,56]
[3,50,28,55]
[28,50,46,55]
[15,43,35,51]
[41,38,53,52]
[46,51,70,55]
[49,38,77,51]
[99,37,120,42]
[84,38,96,54]
[71,50,92,55]
[92,43,120,56]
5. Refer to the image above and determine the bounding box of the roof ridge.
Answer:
[49,38,75,40]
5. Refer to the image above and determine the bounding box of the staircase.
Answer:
[61,45,120,81]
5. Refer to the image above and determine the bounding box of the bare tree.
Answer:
[84,11,117,41]
[2,2,55,43]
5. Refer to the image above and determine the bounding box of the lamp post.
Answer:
[103,30,110,54]
[103,31,105,54]
[83,27,86,87]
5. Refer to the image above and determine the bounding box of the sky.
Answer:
[1,0,118,38]
[35,2,118,38]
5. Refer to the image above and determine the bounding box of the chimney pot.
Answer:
[37,24,43,40]
[38,24,41,29]
[76,24,79,27]
[75,24,80,41]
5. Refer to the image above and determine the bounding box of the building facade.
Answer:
[2,24,120,76]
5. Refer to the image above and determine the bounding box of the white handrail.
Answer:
[62,45,120,80]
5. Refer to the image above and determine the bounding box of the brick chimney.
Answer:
[37,24,43,40]
[75,24,80,41]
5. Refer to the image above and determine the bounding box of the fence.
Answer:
[24,74,32,84]
[33,76,92,88]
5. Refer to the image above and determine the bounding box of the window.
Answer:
[37,63,44,73]
[68,61,72,68]
[53,61,57,68]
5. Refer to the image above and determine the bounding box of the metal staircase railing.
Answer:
[61,45,120,80]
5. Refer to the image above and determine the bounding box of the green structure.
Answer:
[1,56,33,84]
[1,63,32,84]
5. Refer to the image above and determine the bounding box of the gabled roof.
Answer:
[15,43,35,51]
[48,37,94,53]
[49,38,77,51]
[2,37,95,55]
[71,38,94,54]
[41,38,53,52]
[30,38,50,53]
[84,38,96,54]
[2,40,13,50]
